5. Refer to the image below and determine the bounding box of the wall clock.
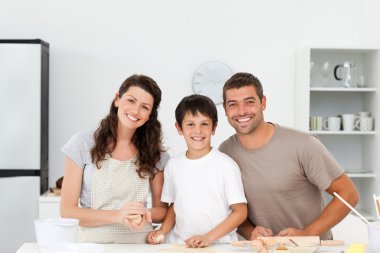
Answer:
[192,62,233,104]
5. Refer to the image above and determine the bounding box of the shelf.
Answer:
[347,173,376,178]
[310,87,377,92]
[297,47,380,223]
[310,130,376,135]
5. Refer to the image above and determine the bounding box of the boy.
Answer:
[147,94,247,247]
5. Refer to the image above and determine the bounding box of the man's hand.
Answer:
[185,235,213,248]
[277,228,307,236]
[251,226,274,239]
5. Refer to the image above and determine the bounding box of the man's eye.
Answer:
[228,103,237,108]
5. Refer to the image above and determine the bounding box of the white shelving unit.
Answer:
[296,48,380,221]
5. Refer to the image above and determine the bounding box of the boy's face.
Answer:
[175,112,216,158]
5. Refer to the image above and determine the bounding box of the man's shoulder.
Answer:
[219,134,239,152]
[274,124,324,154]
[276,124,316,141]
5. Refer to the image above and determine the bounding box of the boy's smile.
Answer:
[176,112,216,159]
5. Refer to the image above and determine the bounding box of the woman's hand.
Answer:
[147,230,165,244]
[120,201,152,230]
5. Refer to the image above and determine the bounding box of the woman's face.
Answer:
[114,86,154,130]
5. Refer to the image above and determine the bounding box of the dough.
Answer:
[155,234,165,243]
[130,215,142,225]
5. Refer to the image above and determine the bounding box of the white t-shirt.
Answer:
[161,148,247,244]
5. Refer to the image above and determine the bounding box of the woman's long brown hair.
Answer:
[90,74,164,178]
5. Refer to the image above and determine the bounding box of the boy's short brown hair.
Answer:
[175,94,218,130]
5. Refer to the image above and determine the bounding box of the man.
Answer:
[219,72,359,240]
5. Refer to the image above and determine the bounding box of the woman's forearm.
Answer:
[61,205,122,227]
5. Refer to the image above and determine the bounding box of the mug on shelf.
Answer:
[357,111,371,118]
[310,116,323,131]
[355,117,374,131]
[323,116,341,131]
[341,114,356,131]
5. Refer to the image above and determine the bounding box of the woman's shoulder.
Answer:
[155,150,171,171]
[63,130,95,150]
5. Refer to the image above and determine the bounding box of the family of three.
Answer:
[60,72,359,246]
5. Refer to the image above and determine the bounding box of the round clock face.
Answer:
[192,62,233,104]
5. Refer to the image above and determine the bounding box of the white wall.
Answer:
[1,0,380,187]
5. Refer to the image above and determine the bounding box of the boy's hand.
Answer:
[147,230,165,244]
[185,235,213,248]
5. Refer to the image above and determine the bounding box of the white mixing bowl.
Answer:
[368,221,380,253]
[34,218,79,243]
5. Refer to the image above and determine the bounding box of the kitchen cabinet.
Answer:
[295,48,380,220]
[39,193,60,219]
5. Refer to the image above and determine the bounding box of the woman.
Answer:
[60,74,169,243]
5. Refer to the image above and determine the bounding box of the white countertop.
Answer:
[16,243,350,253]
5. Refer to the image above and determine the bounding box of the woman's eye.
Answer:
[127,99,135,103]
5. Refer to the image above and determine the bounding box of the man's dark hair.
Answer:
[223,72,264,103]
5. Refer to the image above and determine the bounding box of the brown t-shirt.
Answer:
[219,124,344,240]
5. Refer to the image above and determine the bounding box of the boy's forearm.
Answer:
[160,204,176,234]
[205,203,247,242]
[150,206,168,223]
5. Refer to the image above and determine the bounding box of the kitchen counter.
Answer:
[16,243,350,253]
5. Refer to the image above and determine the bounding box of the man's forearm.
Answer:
[237,219,255,240]
[305,175,359,236]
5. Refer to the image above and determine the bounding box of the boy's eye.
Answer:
[186,123,194,127]
[201,122,209,126]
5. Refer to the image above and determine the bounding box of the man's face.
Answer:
[224,85,266,135]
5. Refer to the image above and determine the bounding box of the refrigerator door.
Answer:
[0,43,41,170]
[0,177,39,253]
